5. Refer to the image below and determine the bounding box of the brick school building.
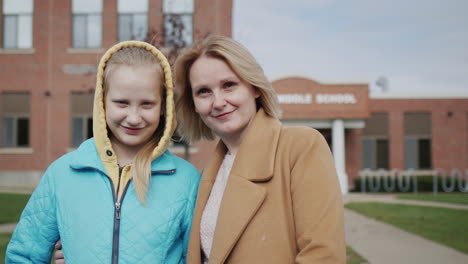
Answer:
[1,0,467,193]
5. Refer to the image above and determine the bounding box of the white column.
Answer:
[332,119,348,194]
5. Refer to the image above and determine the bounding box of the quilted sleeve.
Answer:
[180,170,201,264]
[290,129,346,264]
[6,164,60,263]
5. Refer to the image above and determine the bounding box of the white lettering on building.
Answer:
[277,93,358,104]
[277,94,313,104]
[315,93,357,104]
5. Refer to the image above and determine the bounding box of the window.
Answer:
[1,93,30,147]
[362,138,389,169]
[118,0,148,41]
[71,93,93,147]
[362,113,389,169]
[163,0,193,48]
[71,116,93,148]
[404,112,432,169]
[72,0,102,48]
[2,0,33,49]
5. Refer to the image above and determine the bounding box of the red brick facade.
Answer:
[1,2,466,190]
[370,98,468,172]
[0,0,232,171]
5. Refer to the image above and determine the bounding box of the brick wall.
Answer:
[346,128,362,185]
[370,98,468,171]
[0,0,232,172]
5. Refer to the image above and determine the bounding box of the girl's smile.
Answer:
[122,126,144,135]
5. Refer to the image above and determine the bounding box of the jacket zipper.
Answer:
[111,167,132,264]
[75,166,176,264]
[112,169,122,264]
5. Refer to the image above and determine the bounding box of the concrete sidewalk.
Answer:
[0,186,34,194]
[0,223,16,233]
[344,193,468,264]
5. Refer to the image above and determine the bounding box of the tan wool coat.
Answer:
[187,109,346,264]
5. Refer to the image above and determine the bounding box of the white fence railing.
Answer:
[358,169,468,193]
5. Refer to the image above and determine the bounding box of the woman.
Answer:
[7,41,200,263]
[174,35,345,263]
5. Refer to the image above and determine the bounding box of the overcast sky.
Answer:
[232,0,468,98]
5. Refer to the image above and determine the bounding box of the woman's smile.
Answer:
[214,110,234,120]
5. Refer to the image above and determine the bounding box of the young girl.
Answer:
[6,41,200,264]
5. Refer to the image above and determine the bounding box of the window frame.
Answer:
[163,13,193,48]
[162,0,194,48]
[71,115,93,148]
[117,12,148,42]
[2,13,33,49]
[362,112,390,170]
[71,13,102,49]
[361,136,389,170]
[404,135,432,170]
[403,112,432,170]
[1,114,30,148]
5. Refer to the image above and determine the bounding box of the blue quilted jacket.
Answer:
[6,41,200,264]
[6,138,200,263]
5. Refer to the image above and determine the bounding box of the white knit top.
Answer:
[200,152,236,263]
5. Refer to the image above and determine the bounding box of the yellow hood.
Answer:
[92,41,176,189]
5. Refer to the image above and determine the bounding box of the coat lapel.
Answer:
[208,109,282,263]
[208,174,266,263]
[187,143,225,264]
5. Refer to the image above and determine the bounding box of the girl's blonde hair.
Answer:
[104,47,165,204]
[174,35,281,143]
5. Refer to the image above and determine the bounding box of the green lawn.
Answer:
[346,246,367,264]
[397,193,468,205]
[346,202,468,254]
[1,233,11,264]
[0,193,30,263]
[0,193,30,224]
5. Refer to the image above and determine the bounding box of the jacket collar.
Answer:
[219,108,281,182]
[69,138,107,173]
[69,138,176,174]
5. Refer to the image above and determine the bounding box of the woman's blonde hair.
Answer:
[174,35,280,143]
[104,47,165,204]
